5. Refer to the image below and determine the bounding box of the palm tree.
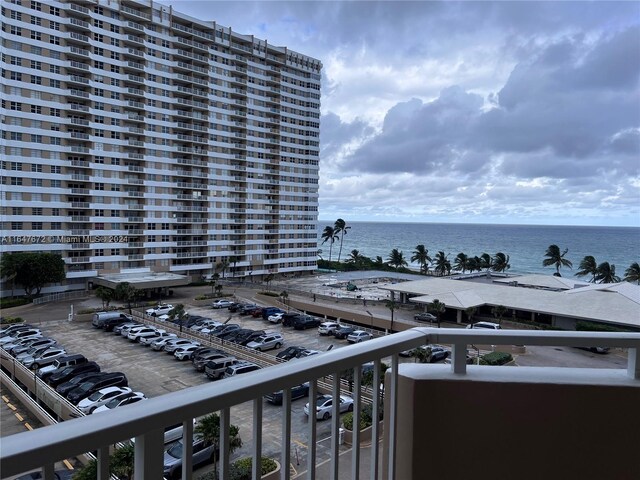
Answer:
[387,249,407,269]
[575,256,598,283]
[168,304,188,332]
[374,256,384,267]
[479,253,492,272]
[216,259,230,279]
[280,290,289,309]
[433,251,451,276]
[264,273,274,292]
[195,413,243,475]
[385,299,398,333]
[453,253,469,273]
[411,245,432,274]
[465,306,477,327]
[428,299,446,328]
[346,249,363,266]
[110,443,134,480]
[334,218,351,263]
[468,256,481,272]
[543,244,572,277]
[594,262,620,284]
[95,287,113,310]
[215,284,223,296]
[320,226,339,262]
[624,262,640,284]
[208,272,220,296]
[491,252,511,273]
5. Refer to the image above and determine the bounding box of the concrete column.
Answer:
[456,310,462,324]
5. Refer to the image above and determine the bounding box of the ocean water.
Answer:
[317,222,640,276]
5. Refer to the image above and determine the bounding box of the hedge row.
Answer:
[481,351,513,366]
[0,297,30,309]
[197,457,277,480]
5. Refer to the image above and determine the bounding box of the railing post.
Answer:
[181,418,193,480]
[628,347,639,380]
[307,379,317,480]
[281,388,291,480]
[451,342,468,374]
[330,373,340,480]
[252,398,263,480]
[43,462,55,480]
[387,354,398,480]
[133,428,163,480]
[219,407,230,480]
[97,446,109,480]
[371,361,380,480]
[352,368,361,480]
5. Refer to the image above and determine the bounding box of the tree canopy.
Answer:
[0,252,65,297]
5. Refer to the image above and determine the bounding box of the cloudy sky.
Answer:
[162,1,640,227]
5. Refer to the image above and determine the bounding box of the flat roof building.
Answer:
[0,0,321,295]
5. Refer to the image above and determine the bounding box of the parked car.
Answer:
[163,436,214,480]
[267,312,285,324]
[295,349,321,358]
[333,326,356,339]
[413,345,450,363]
[347,330,373,344]
[37,354,88,380]
[190,347,224,362]
[211,299,234,309]
[56,372,108,397]
[222,361,261,379]
[15,343,55,363]
[0,323,34,337]
[174,344,202,361]
[6,337,56,356]
[151,336,181,351]
[204,357,239,380]
[318,322,340,335]
[281,313,302,327]
[92,391,146,413]
[466,321,501,330]
[163,339,200,354]
[47,362,101,388]
[0,328,42,345]
[66,372,128,404]
[293,316,321,330]
[237,330,267,346]
[121,324,147,338]
[209,324,240,337]
[139,331,176,346]
[92,312,132,329]
[193,351,232,372]
[113,322,142,336]
[577,346,611,354]
[246,333,284,352]
[304,394,354,420]
[145,304,174,317]
[239,304,259,315]
[22,347,67,370]
[276,346,306,361]
[414,312,438,322]
[228,303,246,312]
[251,307,264,318]
[128,327,165,343]
[264,382,310,405]
[262,307,284,320]
[222,328,255,344]
[77,386,133,414]
[102,315,134,332]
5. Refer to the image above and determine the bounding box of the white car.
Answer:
[151,336,180,351]
[140,331,176,346]
[190,320,221,333]
[347,330,373,344]
[174,344,201,360]
[145,304,174,316]
[304,394,354,421]
[318,322,340,335]
[163,339,200,353]
[0,329,42,345]
[267,312,285,323]
[246,333,284,352]
[466,321,501,330]
[77,386,133,414]
[211,299,234,309]
[127,327,162,342]
[92,392,147,414]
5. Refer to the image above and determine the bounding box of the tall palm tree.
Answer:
[411,245,432,274]
[479,253,493,272]
[453,253,469,273]
[575,256,598,283]
[195,413,243,475]
[624,262,640,284]
[334,218,351,263]
[385,299,398,333]
[465,306,477,327]
[542,244,572,277]
[433,251,451,276]
[320,225,339,262]
[346,249,363,267]
[428,299,446,328]
[491,305,508,324]
[594,262,620,284]
[387,249,407,269]
[491,252,511,273]
[168,304,187,332]
[468,256,481,272]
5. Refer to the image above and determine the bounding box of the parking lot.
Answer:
[29,301,384,475]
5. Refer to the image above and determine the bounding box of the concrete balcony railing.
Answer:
[1,329,638,480]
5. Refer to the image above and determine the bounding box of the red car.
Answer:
[251,307,264,318]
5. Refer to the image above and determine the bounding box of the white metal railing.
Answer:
[0,329,638,480]
[32,290,87,305]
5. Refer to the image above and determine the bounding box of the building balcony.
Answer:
[1,329,638,479]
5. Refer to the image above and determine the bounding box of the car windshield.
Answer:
[316,397,330,407]
[166,440,184,459]
[105,396,126,408]
[87,390,106,401]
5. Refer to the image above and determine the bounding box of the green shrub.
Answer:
[198,457,277,480]
[343,404,375,431]
[0,297,30,309]
[576,321,631,333]
[0,316,23,325]
[481,351,513,366]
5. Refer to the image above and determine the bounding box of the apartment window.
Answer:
[31,1,43,11]
[10,101,22,111]
[30,60,42,70]
[95,223,104,230]
[110,118,120,126]
[110,77,120,86]
[31,164,42,172]
[110,185,120,191]
[95,183,104,190]
[51,165,61,174]
[31,75,42,85]
[51,137,61,145]
[94,33,103,42]
[31,16,42,26]
[94,61,104,69]
[94,20,103,29]
[32,207,43,215]
[110,38,120,47]
[32,178,43,187]
[110,249,120,255]
[110,51,120,60]
[49,64,60,74]
[10,26,22,36]
[51,208,60,216]
[110,132,120,139]
[95,102,105,111]
[110,65,120,74]
[10,72,22,81]
[50,108,61,117]
[95,129,104,137]
[110,24,119,33]
[32,222,43,230]
[95,249,104,256]
[10,10,21,20]
[50,124,60,131]
[94,6,103,15]
[9,56,20,66]
[11,222,23,230]
[51,180,61,188]
[10,132,22,141]
[31,134,43,143]
[95,209,104,217]
[94,88,104,96]
[32,193,43,201]
[50,21,60,31]
[12,207,23,215]
[49,35,60,45]
[110,11,119,20]
[50,50,60,60]
[49,6,60,16]
[94,157,105,164]
[110,158,120,165]
[11,177,23,185]
[110,91,119,100]
[51,222,61,229]
[95,116,104,124]
[94,47,104,56]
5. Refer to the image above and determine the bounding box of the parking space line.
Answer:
[25,423,33,431]
[2,395,9,402]
[293,439,307,448]
[63,459,74,470]
[14,412,24,422]
[7,402,17,411]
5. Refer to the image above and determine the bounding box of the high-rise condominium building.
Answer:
[0,0,321,294]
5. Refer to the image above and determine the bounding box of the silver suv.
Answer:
[246,333,284,352]
[223,361,261,379]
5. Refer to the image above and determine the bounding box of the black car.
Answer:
[56,372,107,397]
[264,382,310,405]
[333,326,356,339]
[239,304,259,315]
[228,303,245,312]
[102,317,131,332]
[190,347,224,363]
[47,362,101,387]
[293,316,321,330]
[67,372,128,404]
[276,346,306,361]
[282,313,302,327]
[209,324,240,337]
[237,330,266,346]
